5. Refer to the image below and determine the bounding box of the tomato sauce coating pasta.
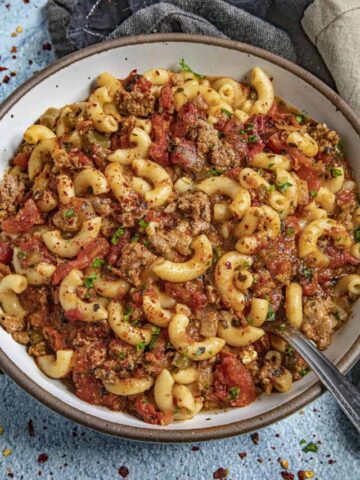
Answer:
[0,63,359,424]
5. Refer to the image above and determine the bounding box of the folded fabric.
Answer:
[46,0,333,86]
[302,0,360,115]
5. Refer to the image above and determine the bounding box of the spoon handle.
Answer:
[280,327,360,432]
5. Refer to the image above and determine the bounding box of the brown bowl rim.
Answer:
[0,33,359,443]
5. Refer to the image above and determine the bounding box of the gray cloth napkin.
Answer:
[45,0,360,385]
[46,0,333,86]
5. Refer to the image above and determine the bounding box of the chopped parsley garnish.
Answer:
[245,123,255,130]
[131,234,140,243]
[221,107,233,118]
[123,306,133,322]
[286,227,295,237]
[118,351,126,360]
[299,368,310,377]
[148,326,161,351]
[295,114,306,124]
[63,142,72,152]
[228,386,240,400]
[195,346,206,356]
[142,239,150,247]
[278,181,293,192]
[63,208,75,218]
[247,135,259,143]
[218,131,225,139]
[208,168,224,176]
[302,267,313,281]
[138,218,150,229]
[111,226,125,245]
[354,228,360,243]
[333,311,341,321]
[267,184,276,192]
[266,305,276,322]
[136,341,146,352]
[268,162,275,168]
[302,442,318,453]
[17,250,28,259]
[309,190,318,198]
[179,58,204,79]
[285,346,294,356]
[92,258,105,268]
[165,341,175,351]
[330,167,343,177]
[278,322,286,333]
[299,439,307,445]
[84,272,97,289]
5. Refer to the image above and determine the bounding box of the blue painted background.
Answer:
[0,1,359,478]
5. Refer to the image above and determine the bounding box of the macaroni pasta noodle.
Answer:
[1,63,359,425]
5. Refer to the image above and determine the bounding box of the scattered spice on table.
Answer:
[213,467,229,479]
[251,432,260,444]
[42,43,52,51]
[191,446,200,451]
[280,472,294,480]
[280,459,289,469]
[118,466,129,478]
[0,425,4,435]
[27,419,35,437]
[38,453,48,464]
[298,471,314,479]
[239,452,247,459]
[2,448,13,457]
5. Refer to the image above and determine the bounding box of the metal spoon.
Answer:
[275,325,360,432]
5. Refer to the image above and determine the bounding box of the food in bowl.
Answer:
[0,60,359,425]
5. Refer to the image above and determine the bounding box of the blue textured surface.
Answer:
[0,1,359,479]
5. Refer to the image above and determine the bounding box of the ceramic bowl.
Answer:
[0,34,359,443]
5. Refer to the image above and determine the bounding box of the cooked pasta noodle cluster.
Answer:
[0,61,359,425]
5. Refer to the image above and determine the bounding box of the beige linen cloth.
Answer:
[302,0,360,116]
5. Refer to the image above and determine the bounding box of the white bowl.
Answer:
[0,34,359,442]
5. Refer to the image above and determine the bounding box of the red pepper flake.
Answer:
[3,75,10,84]
[10,72,16,77]
[239,452,247,459]
[42,43,52,51]
[28,59,33,65]
[10,47,17,53]
[280,472,294,480]
[191,446,200,451]
[24,0,30,3]
[118,466,129,478]
[251,432,260,445]
[27,419,35,437]
[0,67,7,72]
[213,468,229,479]
[328,459,336,464]
[37,453,48,464]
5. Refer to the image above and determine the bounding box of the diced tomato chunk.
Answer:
[0,241,13,265]
[213,351,256,407]
[296,164,322,192]
[134,395,173,425]
[149,113,171,166]
[159,83,174,112]
[106,231,131,267]
[326,246,360,268]
[65,308,85,323]
[13,152,29,170]
[52,238,110,285]
[2,199,43,234]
